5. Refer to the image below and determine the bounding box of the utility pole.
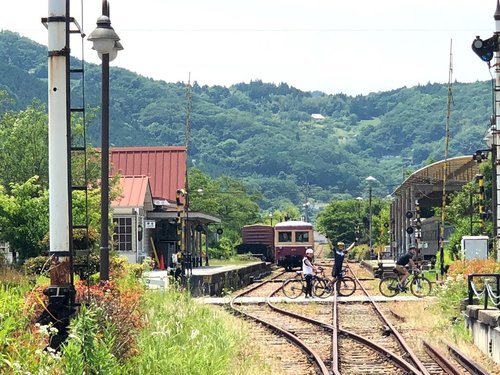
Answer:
[471,0,500,260]
[38,0,75,349]
[495,1,500,261]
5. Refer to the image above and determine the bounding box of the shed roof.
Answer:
[112,175,153,210]
[394,155,480,195]
[110,146,186,202]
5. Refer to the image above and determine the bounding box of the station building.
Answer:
[110,146,220,268]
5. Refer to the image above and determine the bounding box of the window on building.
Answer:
[113,217,133,251]
[278,231,292,242]
[295,231,309,242]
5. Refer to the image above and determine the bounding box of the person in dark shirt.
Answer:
[332,241,356,279]
[395,246,417,288]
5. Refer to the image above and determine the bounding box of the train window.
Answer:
[278,232,292,242]
[295,232,309,242]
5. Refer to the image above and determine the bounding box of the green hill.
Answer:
[0,30,492,209]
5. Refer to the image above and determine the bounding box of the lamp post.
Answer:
[365,176,378,252]
[88,0,122,281]
[355,196,363,241]
[485,125,497,248]
[268,211,274,226]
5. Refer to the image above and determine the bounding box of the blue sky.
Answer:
[0,0,496,95]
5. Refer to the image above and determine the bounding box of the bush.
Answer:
[73,279,145,360]
[448,258,500,277]
[61,304,122,374]
[24,254,101,280]
[208,237,234,259]
[23,256,51,276]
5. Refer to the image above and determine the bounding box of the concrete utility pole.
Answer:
[472,0,500,261]
[37,0,75,350]
[48,0,71,285]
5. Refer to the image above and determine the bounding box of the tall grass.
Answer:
[123,287,272,375]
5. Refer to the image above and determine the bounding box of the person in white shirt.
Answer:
[303,248,319,298]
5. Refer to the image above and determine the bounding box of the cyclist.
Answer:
[394,246,417,290]
[333,241,356,279]
[303,248,319,298]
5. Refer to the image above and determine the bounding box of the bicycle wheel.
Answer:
[379,276,399,297]
[337,276,356,297]
[282,279,303,299]
[313,278,332,298]
[410,276,432,297]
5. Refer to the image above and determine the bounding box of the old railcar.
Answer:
[236,224,275,261]
[274,220,314,270]
[419,216,453,261]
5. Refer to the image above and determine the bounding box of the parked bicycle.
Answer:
[379,267,432,297]
[314,268,356,298]
[281,269,323,299]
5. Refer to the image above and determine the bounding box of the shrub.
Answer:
[61,304,122,374]
[74,279,145,360]
[448,258,500,277]
[23,256,52,276]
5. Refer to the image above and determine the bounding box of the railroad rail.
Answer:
[230,272,330,374]
[226,263,494,374]
[345,263,487,375]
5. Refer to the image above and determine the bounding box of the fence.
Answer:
[467,273,500,310]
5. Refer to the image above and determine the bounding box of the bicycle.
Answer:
[379,267,432,298]
[313,269,356,298]
[281,270,322,299]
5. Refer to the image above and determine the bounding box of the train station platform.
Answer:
[144,261,272,296]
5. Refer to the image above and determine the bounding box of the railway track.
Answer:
[230,271,328,374]
[226,263,495,374]
[343,263,492,375]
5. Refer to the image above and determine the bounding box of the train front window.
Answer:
[278,232,292,242]
[295,231,309,242]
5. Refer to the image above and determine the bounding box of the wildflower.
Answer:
[190,329,200,340]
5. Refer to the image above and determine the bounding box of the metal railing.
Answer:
[467,273,500,309]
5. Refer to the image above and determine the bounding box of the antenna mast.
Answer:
[440,40,453,277]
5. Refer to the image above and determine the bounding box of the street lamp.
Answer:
[365,176,378,252]
[88,0,122,281]
[268,211,274,226]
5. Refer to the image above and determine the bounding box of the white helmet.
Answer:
[306,248,314,255]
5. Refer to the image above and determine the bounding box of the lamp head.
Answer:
[88,15,120,55]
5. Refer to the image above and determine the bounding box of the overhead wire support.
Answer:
[440,39,453,277]
[183,74,193,280]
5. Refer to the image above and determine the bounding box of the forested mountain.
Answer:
[0,30,492,209]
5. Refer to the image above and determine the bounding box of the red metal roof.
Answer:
[112,175,152,208]
[110,146,186,201]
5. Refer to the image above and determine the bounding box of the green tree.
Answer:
[188,168,261,246]
[0,177,48,260]
[0,101,48,189]
[316,199,362,244]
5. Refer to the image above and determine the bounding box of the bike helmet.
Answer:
[305,248,314,255]
[337,241,345,247]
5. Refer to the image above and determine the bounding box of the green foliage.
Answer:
[123,288,266,375]
[208,237,234,260]
[433,274,469,313]
[0,177,48,260]
[62,304,122,375]
[0,101,48,188]
[0,32,495,209]
[188,168,261,247]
